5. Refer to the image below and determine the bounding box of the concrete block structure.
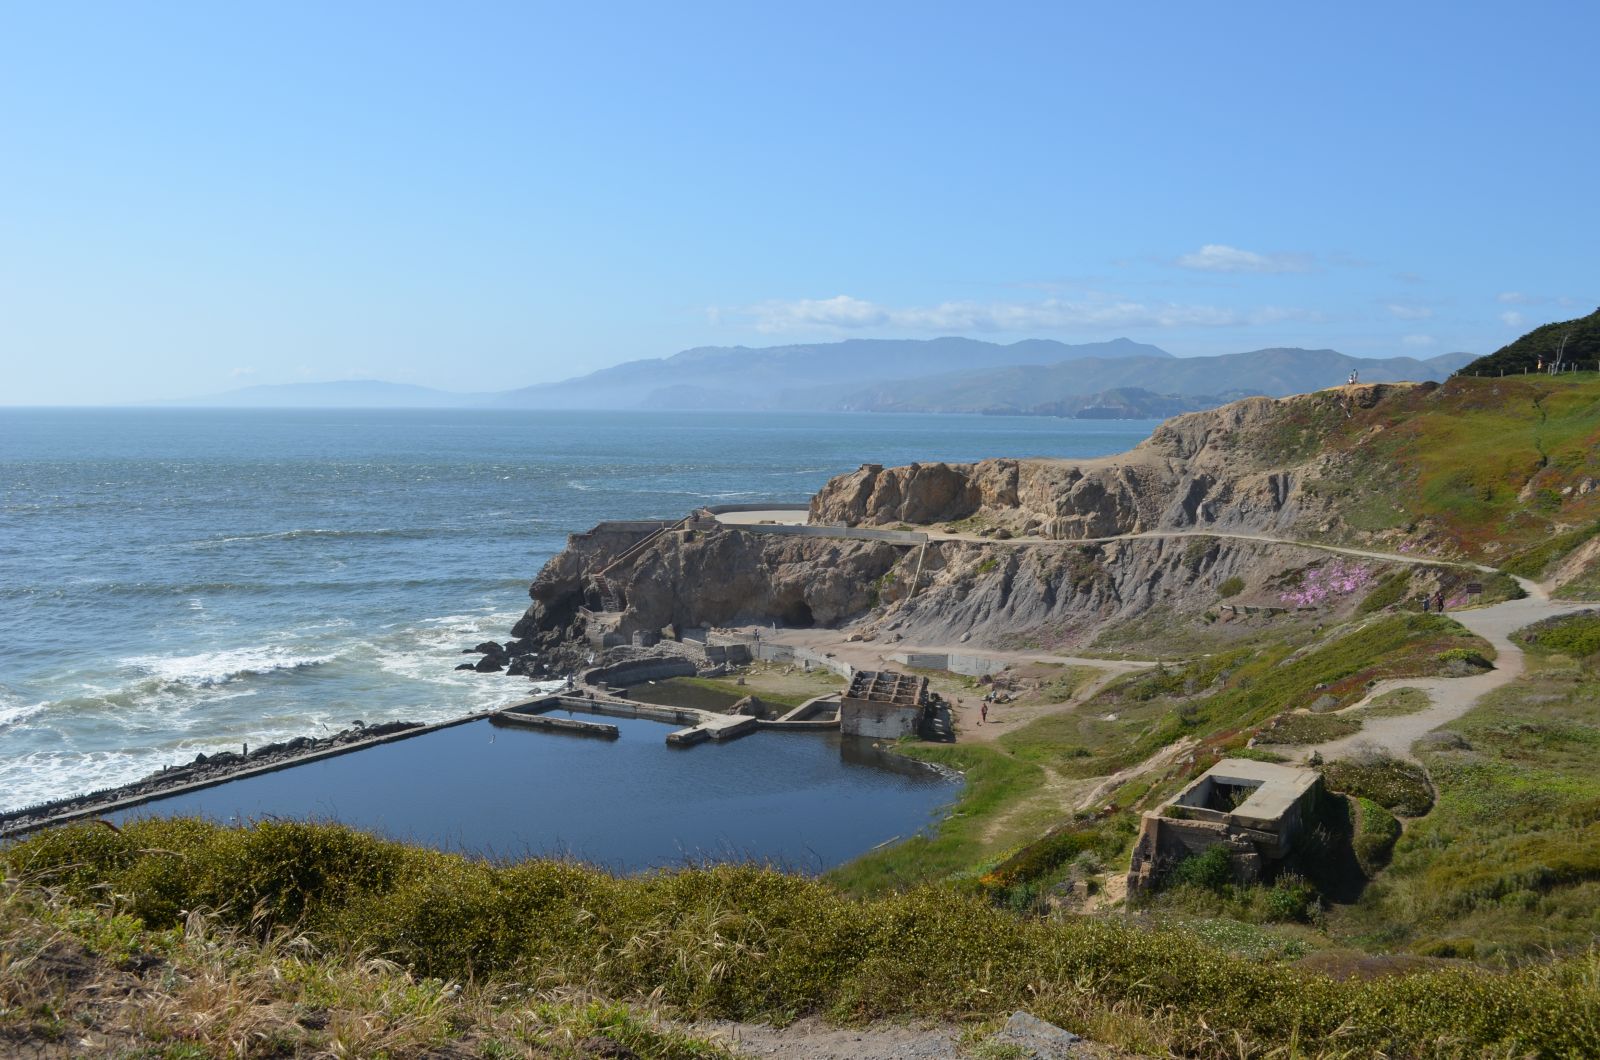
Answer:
[1127,758,1323,893]
[840,670,928,739]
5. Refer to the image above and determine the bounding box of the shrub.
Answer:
[1253,711,1361,745]
[1261,873,1321,923]
[1322,755,1434,817]
[1438,647,1493,670]
[1217,576,1245,598]
[1351,797,1402,875]
[1514,610,1600,659]
[1167,846,1233,892]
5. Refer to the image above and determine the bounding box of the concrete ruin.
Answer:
[840,670,928,739]
[1127,758,1324,893]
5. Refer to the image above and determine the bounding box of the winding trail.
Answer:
[1269,575,1587,762]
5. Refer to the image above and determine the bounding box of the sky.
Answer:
[2,1,1596,404]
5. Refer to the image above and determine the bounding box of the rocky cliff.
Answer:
[505,378,1599,662]
[809,386,1414,542]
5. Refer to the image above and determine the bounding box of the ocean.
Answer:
[0,408,1157,847]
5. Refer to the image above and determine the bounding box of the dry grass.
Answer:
[0,874,731,1058]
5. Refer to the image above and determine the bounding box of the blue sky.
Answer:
[2,1,1595,404]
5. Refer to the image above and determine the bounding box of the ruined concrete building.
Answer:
[840,670,928,739]
[1127,758,1324,893]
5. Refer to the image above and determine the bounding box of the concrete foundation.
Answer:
[1127,758,1324,893]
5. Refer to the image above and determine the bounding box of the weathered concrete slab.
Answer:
[492,712,619,739]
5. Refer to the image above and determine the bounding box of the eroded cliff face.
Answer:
[809,386,1421,541]
[508,385,1434,659]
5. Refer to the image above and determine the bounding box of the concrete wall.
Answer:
[703,503,812,516]
[751,641,854,678]
[703,643,752,666]
[584,657,697,687]
[840,701,921,739]
[886,651,1010,677]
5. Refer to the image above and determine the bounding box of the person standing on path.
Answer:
[980,701,989,725]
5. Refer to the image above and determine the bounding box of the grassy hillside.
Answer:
[6,821,1598,1058]
[1459,307,1600,376]
[1298,374,1600,564]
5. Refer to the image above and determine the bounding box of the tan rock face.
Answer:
[807,389,1395,540]
[509,385,1435,658]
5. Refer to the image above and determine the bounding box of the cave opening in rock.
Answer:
[781,599,815,627]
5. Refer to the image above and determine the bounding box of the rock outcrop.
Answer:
[810,386,1424,542]
[505,385,1442,661]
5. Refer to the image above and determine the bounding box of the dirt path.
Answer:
[1270,577,1586,762]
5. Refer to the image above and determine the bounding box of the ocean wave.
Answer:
[184,526,481,549]
[120,646,337,689]
[0,685,48,729]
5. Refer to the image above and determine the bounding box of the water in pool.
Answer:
[113,711,960,873]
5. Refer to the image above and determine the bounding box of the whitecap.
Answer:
[120,646,337,689]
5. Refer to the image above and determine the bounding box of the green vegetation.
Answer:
[1142,848,1322,926]
[1351,797,1401,876]
[1321,754,1434,817]
[1358,686,1431,717]
[1501,519,1600,579]
[827,742,1037,895]
[1100,612,1487,770]
[0,871,729,1058]
[1254,711,1360,745]
[1216,575,1244,598]
[1513,609,1600,659]
[1331,654,1600,960]
[1294,374,1600,558]
[1458,306,1600,377]
[1356,570,1409,613]
[8,821,1599,1058]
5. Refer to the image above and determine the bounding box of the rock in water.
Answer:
[474,655,505,673]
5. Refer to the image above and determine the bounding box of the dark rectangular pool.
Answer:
[113,711,961,873]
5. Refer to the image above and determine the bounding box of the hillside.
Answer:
[812,374,1600,580]
[156,339,1469,415]
[1460,306,1600,376]
[490,336,1169,410]
[810,347,1471,413]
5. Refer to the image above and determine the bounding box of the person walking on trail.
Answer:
[1435,590,1446,613]
[1422,594,1430,613]
[980,701,989,725]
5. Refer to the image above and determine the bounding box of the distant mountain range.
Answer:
[162,338,1474,418]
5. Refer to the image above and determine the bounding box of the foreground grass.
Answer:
[6,819,1599,1058]
[0,873,729,1058]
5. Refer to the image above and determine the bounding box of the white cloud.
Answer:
[1500,310,1526,327]
[230,367,257,377]
[1173,244,1313,274]
[721,294,1320,334]
[1401,334,1436,348]
[1386,303,1433,320]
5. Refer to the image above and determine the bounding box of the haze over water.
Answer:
[0,409,1156,836]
